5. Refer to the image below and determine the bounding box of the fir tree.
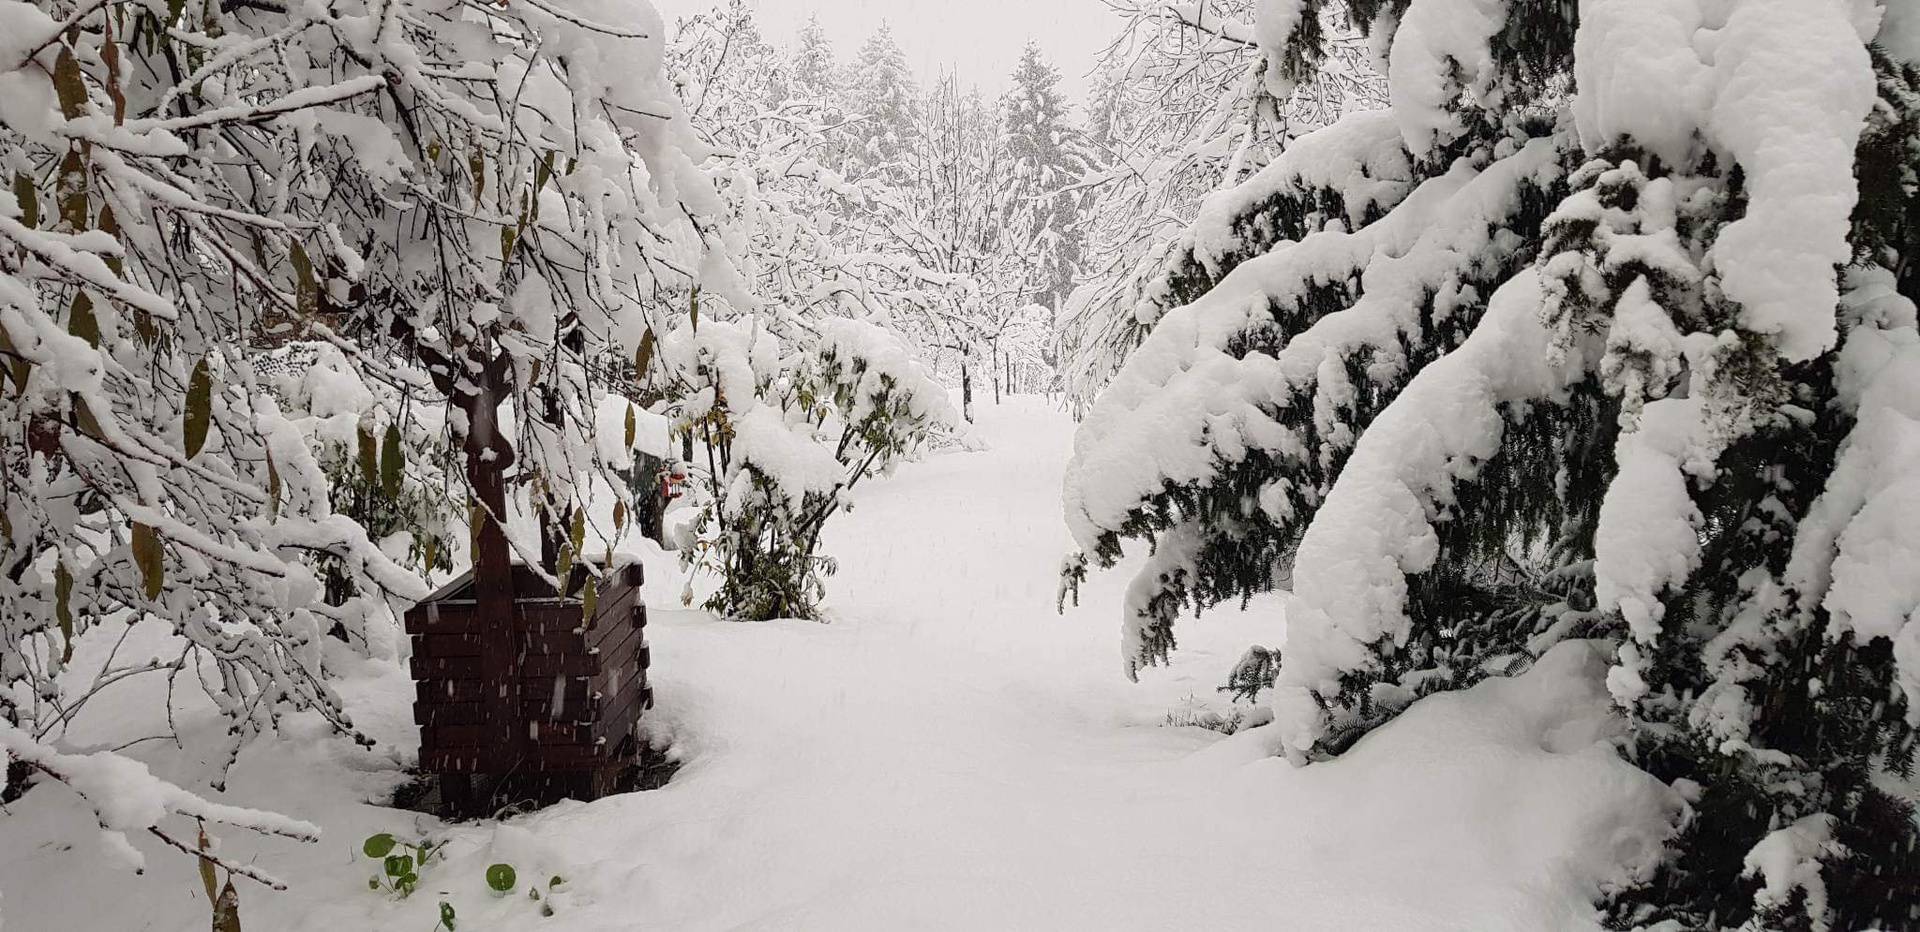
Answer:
[1062,1,1920,928]
[1000,42,1092,311]
[846,22,921,183]
[789,15,840,106]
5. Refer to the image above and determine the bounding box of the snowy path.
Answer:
[0,397,1670,931]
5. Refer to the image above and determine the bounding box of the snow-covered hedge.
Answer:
[1063,0,1920,927]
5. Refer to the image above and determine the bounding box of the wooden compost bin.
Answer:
[405,562,652,812]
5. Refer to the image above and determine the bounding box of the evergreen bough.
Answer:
[1063,3,1920,927]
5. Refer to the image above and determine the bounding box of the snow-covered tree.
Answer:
[845,23,921,184]
[852,75,1063,416]
[785,15,840,110]
[1,0,714,899]
[1057,0,1387,407]
[1001,42,1094,312]
[1062,1,1920,927]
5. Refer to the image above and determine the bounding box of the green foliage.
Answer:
[360,833,442,899]
[1071,12,1920,930]
[485,863,517,893]
[678,322,950,621]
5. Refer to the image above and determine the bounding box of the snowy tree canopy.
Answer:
[1063,0,1920,926]
[1057,0,1388,408]
[1,0,717,889]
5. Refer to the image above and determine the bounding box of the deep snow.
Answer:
[1,397,1675,931]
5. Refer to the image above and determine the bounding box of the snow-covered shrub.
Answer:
[0,0,715,907]
[1063,1,1920,927]
[664,317,952,620]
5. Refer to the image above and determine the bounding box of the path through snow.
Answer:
[0,397,1676,931]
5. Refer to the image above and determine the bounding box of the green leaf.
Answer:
[500,224,517,262]
[53,46,87,120]
[73,394,102,439]
[532,152,554,221]
[184,358,211,458]
[580,576,597,624]
[266,451,282,520]
[357,422,378,486]
[198,828,221,904]
[485,863,516,893]
[57,149,87,232]
[14,172,38,228]
[101,35,125,125]
[54,561,74,663]
[379,422,404,500]
[211,880,241,932]
[0,319,30,394]
[470,150,486,203]
[548,875,563,888]
[361,834,397,859]
[438,901,457,931]
[68,291,99,347]
[290,242,318,318]
[131,522,163,601]
[569,507,586,555]
[97,205,123,277]
[383,854,413,878]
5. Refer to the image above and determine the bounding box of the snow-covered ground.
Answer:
[0,396,1675,931]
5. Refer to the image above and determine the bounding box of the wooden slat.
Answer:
[531,722,595,746]
[404,601,478,635]
[589,601,646,653]
[592,677,646,745]
[422,747,610,772]
[415,701,484,726]
[520,650,601,678]
[417,675,594,706]
[415,695,605,727]
[421,722,515,749]
[582,583,638,644]
[412,629,590,660]
[590,616,641,679]
[415,651,610,679]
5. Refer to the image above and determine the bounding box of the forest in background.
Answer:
[3,0,1919,929]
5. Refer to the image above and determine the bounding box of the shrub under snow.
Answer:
[1063,0,1920,927]
[664,316,953,621]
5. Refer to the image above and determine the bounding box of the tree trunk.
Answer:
[961,355,975,423]
[460,363,526,772]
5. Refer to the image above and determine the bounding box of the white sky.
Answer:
[653,0,1118,106]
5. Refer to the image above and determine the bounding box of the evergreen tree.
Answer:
[1063,1,1920,928]
[1001,42,1093,311]
[789,15,840,106]
[846,23,921,183]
